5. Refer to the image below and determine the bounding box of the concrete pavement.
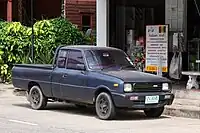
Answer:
[2,83,200,119]
[0,86,200,133]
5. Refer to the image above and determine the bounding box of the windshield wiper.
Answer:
[101,64,117,70]
[120,65,135,70]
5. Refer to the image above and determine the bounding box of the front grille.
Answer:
[133,82,162,92]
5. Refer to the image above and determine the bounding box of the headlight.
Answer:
[124,83,132,92]
[162,83,169,90]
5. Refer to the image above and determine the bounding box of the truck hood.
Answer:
[100,70,170,83]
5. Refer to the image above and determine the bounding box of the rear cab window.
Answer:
[57,50,68,68]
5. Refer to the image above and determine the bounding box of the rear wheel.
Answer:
[29,85,47,110]
[144,107,164,118]
[95,92,116,120]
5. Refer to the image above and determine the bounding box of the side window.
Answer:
[57,50,67,68]
[67,50,84,70]
[85,50,98,69]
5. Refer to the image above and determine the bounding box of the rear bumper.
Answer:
[111,92,174,109]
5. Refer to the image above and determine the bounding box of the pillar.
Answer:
[165,0,184,31]
[165,0,187,51]
[96,0,109,47]
[64,0,66,18]
[7,0,12,22]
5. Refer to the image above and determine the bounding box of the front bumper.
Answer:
[111,92,174,109]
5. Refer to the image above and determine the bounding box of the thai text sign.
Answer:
[145,25,168,72]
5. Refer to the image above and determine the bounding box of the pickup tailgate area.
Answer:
[12,64,53,97]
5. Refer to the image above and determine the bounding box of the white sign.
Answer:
[145,25,168,72]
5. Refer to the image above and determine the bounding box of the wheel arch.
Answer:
[94,85,114,104]
[27,81,41,93]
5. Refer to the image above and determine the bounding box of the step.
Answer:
[164,104,200,119]
[173,98,200,107]
[172,89,200,100]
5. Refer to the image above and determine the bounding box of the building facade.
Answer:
[0,0,61,25]
[65,0,96,33]
[96,0,187,48]
[96,0,189,74]
[0,0,96,33]
[0,0,12,22]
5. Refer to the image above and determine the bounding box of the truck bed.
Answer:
[12,64,54,97]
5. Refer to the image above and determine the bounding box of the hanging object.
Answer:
[169,52,182,79]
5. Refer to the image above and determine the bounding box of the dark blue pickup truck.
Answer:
[12,45,174,120]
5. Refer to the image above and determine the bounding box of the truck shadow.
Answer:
[12,103,170,121]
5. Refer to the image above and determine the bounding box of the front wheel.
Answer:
[29,85,47,110]
[144,107,164,118]
[95,92,116,120]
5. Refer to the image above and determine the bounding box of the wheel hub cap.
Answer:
[31,89,40,105]
[99,97,109,114]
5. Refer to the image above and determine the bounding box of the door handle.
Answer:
[62,74,68,78]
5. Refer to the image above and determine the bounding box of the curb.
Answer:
[164,105,200,119]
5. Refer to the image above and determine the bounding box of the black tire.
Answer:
[29,85,47,110]
[144,107,164,118]
[95,92,116,120]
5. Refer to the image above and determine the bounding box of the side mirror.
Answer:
[76,64,86,70]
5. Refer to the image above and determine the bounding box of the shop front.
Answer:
[96,0,188,79]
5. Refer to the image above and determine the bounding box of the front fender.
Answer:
[93,85,122,105]
[95,85,111,91]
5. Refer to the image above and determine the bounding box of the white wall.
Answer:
[165,0,185,31]
[96,0,109,47]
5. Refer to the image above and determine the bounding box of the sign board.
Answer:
[145,25,168,72]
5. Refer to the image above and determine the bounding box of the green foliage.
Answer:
[33,17,88,64]
[0,21,31,82]
[0,17,90,83]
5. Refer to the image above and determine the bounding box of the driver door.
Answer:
[60,49,88,102]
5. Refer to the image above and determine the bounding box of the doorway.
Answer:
[109,0,165,51]
[187,0,200,72]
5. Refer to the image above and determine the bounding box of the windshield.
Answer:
[85,49,135,70]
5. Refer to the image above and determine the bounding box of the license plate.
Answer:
[145,95,159,104]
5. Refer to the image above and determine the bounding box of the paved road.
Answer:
[0,89,200,133]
